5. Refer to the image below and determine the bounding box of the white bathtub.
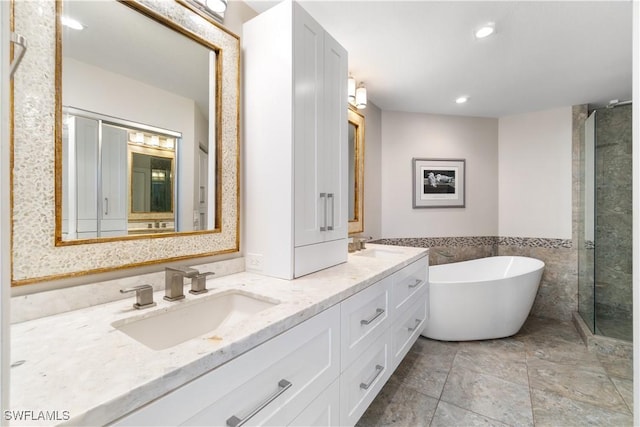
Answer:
[421,256,544,341]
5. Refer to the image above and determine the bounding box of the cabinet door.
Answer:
[293,4,324,248]
[289,379,340,427]
[75,116,99,234]
[321,31,348,242]
[100,124,128,235]
[113,305,340,427]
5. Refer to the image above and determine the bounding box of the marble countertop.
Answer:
[10,244,428,426]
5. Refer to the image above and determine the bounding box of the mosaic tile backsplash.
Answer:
[375,236,576,321]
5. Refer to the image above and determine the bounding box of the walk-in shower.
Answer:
[578,101,632,341]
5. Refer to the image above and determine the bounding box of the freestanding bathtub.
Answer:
[421,256,544,341]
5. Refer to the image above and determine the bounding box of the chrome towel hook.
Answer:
[9,32,27,78]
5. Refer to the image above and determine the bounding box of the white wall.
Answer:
[63,58,199,231]
[498,107,573,239]
[380,111,499,238]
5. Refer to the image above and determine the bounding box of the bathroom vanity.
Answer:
[10,245,428,426]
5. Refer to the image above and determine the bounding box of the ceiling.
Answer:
[243,0,633,118]
[63,1,211,117]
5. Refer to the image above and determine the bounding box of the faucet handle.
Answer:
[120,285,156,310]
[189,272,215,295]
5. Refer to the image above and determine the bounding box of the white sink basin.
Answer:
[354,248,403,259]
[112,290,279,350]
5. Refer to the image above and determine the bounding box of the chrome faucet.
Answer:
[120,284,156,309]
[190,272,216,295]
[164,266,199,301]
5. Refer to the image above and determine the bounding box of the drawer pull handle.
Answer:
[408,319,422,332]
[360,308,385,326]
[360,364,384,390]
[226,379,292,427]
[320,193,327,231]
[408,279,423,289]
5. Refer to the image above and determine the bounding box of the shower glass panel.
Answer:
[579,104,633,341]
[578,111,596,333]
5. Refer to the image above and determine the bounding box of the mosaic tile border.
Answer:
[374,236,573,249]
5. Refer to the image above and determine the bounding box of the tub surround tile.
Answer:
[376,236,577,321]
[499,246,578,321]
[10,244,428,426]
[530,388,633,427]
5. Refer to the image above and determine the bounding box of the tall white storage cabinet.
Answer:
[244,1,348,279]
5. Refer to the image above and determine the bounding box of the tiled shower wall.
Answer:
[594,105,633,323]
[376,237,576,321]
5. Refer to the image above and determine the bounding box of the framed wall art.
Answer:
[412,158,466,208]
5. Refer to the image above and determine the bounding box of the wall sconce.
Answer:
[185,0,228,23]
[348,74,367,109]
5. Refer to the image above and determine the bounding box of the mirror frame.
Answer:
[10,0,240,285]
[348,106,365,235]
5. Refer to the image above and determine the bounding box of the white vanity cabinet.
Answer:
[244,0,348,280]
[112,255,428,427]
[338,256,428,426]
[113,305,341,427]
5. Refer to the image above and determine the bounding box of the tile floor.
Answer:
[357,317,633,427]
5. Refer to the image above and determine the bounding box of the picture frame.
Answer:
[412,158,466,208]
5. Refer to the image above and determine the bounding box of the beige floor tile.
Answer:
[452,347,529,385]
[431,401,509,427]
[597,352,634,380]
[531,388,633,427]
[528,357,629,413]
[610,376,634,413]
[357,381,437,427]
[440,367,534,426]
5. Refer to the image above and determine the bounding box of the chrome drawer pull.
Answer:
[327,193,334,231]
[360,308,384,326]
[320,193,327,231]
[408,319,422,332]
[226,379,292,427]
[408,279,423,289]
[360,364,384,390]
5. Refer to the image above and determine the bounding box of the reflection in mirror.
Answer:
[348,107,365,235]
[59,0,217,242]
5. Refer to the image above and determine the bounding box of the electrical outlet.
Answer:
[246,253,264,272]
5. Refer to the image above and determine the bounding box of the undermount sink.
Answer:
[112,290,279,350]
[354,248,403,259]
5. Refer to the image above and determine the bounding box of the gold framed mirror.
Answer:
[10,0,240,285]
[348,107,365,235]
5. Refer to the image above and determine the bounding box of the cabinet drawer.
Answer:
[289,379,340,427]
[391,257,428,316]
[390,288,428,370]
[113,305,340,427]
[340,276,391,370]
[339,332,390,427]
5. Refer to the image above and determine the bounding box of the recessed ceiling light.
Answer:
[475,23,495,39]
[455,96,469,104]
[61,16,85,31]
